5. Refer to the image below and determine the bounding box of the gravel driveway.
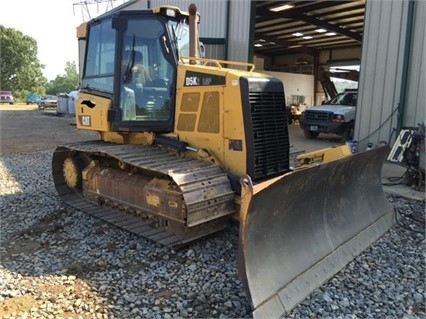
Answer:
[0,108,424,318]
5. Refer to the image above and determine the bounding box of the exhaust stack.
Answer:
[188,3,199,64]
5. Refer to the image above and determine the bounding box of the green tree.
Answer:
[46,61,79,95]
[0,26,47,100]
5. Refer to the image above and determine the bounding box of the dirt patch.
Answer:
[0,108,98,154]
[0,280,93,318]
[0,295,38,318]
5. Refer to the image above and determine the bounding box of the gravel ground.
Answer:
[0,149,425,319]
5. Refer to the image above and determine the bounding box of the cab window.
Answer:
[119,18,175,122]
[83,19,116,93]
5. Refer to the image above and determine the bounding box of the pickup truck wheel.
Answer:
[341,123,354,142]
[303,129,319,139]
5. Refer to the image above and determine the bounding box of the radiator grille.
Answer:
[248,91,289,181]
[304,110,333,122]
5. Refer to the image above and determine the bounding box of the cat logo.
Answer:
[79,115,91,126]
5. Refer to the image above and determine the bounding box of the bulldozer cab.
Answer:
[80,7,192,133]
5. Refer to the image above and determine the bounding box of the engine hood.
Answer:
[306,104,355,115]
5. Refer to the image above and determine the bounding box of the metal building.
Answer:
[356,0,425,149]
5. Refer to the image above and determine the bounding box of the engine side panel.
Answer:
[175,64,290,181]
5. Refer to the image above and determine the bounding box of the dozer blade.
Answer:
[239,145,395,318]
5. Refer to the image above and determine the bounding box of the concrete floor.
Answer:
[287,120,344,153]
[287,122,425,202]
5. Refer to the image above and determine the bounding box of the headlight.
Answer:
[332,114,345,123]
[166,8,177,17]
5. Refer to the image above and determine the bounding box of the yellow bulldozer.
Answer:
[52,3,395,317]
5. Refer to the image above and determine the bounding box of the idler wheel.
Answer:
[63,157,83,189]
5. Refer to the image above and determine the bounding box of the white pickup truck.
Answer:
[300,89,357,141]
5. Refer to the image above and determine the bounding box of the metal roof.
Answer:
[254,0,365,56]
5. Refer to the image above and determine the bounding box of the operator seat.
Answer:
[123,87,136,120]
[133,52,152,87]
[131,51,152,113]
[121,50,139,120]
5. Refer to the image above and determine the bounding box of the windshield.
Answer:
[327,92,357,106]
[118,17,175,123]
[82,18,116,93]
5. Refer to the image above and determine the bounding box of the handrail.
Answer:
[179,56,255,72]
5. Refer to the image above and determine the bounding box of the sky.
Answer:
[2,0,125,80]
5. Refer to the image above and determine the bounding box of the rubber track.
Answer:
[52,140,236,247]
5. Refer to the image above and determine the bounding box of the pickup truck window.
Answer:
[328,92,357,106]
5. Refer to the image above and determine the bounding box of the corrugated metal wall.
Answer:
[138,0,252,62]
[149,0,228,38]
[117,0,148,10]
[150,0,230,60]
[227,0,252,63]
[203,44,225,60]
[356,0,425,150]
[405,0,425,126]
